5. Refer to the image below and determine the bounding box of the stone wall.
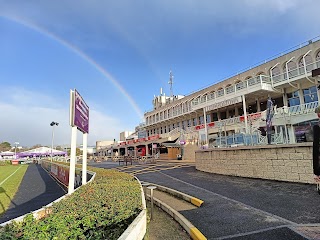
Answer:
[195,143,314,184]
[183,143,198,161]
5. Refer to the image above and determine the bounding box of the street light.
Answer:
[50,121,59,161]
[14,142,19,159]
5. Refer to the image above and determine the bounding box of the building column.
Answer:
[256,98,261,112]
[287,125,296,144]
[203,108,208,146]
[282,88,288,107]
[298,88,305,105]
[242,95,248,133]
[235,107,239,116]
[145,144,149,155]
[217,111,221,120]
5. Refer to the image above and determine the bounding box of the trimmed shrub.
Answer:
[0,167,142,239]
[0,160,12,166]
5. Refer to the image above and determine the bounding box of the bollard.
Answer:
[141,183,149,197]
[147,186,157,220]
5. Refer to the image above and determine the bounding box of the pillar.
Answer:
[287,125,296,144]
[235,107,239,116]
[256,98,261,112]
[298,88,305,105]
[203,108,208,146]
[242,95,248,133]
[282,88,288,107]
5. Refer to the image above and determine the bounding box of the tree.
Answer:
[0,142,11,152]
[66,148,82,156]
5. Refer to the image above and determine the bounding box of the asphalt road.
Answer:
[0,163,66,224]
[90,161,320,240]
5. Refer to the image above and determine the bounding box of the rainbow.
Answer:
[0,14,144,120]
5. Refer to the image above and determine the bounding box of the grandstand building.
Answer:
[115,38,320,161]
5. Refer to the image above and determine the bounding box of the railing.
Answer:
[272,60,320,85]
[274,101,319,118]
[214,128,285,147]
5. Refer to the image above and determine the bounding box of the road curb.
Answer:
[146,194,207,240]
[141,181,204,207]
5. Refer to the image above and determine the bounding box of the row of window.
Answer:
[146,86,318,137]
[145,48,320,126]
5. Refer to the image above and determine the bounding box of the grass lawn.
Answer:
[0,165,28,216]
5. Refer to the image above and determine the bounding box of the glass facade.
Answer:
[303,86,318,103]
[287,91,300,106]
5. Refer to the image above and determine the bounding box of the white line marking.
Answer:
[0,166,22,186]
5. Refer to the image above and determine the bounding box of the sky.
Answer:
[0,0,319,147]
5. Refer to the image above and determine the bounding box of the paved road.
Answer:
[90,161,320,240]
[0,163,66,224]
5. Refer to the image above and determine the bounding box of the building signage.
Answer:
[127,140,135,145]
[148,135,159,141]
[205,96,242,111]
[137,138,146,143]
[120,142,126,146]
[240,112,262,122]
[195,122,215,130]
[70,89,89,134]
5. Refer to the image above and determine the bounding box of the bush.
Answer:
[0,167,142,239]
[0,160,12,166]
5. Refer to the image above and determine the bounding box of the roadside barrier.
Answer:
[142,181,206,240]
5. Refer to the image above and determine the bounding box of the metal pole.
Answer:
[68,126,77,194]
[51,125,54,161]
[147,186,157,220]
[82,133,88,185]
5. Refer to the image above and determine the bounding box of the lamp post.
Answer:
[50,121,59,161]
[14,142,19,159]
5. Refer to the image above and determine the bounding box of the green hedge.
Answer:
[0,168,142,239]
[0,160,12,166]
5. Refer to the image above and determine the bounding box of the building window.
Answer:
[271,66,281,82]
[206,114,211,123]
[228,109,235,118]
[188,119,192,127]
[287,91,300,106]
[193,118,197,126]
[199,116,204,124]
[220,111,227,120]
[212,112,218,121]
[303,86,318,103]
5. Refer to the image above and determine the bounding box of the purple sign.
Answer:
[72,90,89,133]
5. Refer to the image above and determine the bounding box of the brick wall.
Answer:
[195,143,314,184]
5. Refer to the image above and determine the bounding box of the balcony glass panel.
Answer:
[226,86,234,94]
[217,89,224,97]
[236,82,245,91]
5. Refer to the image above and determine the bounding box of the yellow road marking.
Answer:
[190,227,207,240]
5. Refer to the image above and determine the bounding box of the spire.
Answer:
[169,70,174,97]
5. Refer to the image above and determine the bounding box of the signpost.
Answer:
[69,89,89,194]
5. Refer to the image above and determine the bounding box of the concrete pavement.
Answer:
[90,160,320,239]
